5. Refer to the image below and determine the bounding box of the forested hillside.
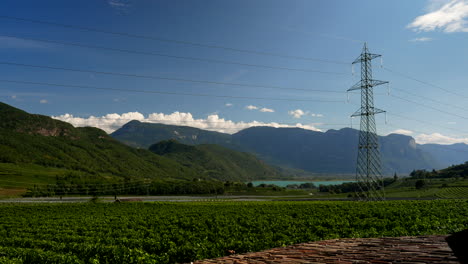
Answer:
[150,140,282,181]
[0,102,195,180]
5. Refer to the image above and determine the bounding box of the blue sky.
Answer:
[1,0,468,144]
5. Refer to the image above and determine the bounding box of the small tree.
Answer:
[415,179,426,189]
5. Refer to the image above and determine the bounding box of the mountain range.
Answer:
[111,120,468,174]
[0,102,282,185]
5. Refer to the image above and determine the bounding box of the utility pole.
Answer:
[348,42,387,201]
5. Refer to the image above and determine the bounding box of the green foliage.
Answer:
[149,140,281,181]
[439,162,468,179]
[0,126,197,179]
[22,177,226,197]
[0,201,467,263]
[415,179,426,189]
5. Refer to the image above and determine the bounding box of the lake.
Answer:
[251,180,355,187]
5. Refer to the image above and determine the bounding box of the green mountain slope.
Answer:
[149,140,281,181]
[0,102,196,182]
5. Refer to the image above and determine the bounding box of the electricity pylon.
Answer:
[348,43,388,201]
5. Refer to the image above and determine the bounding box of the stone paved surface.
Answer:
[194,235,458,264]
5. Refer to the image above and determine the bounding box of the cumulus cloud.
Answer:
[39,99,48,104]
[311,113,324,117]
[415,132,468,144]
[408,0,468,33]
[245,105,275,113]
[288,109,306,119]
[409,37,433,42]
[245,105,258,110]
[388,129,414,136]
[52,111,321,134]
[225,103,233,107]
[259,107,274,113]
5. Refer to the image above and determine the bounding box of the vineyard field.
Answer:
[0,200,467,263]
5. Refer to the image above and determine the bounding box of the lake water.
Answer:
[251,180,355,187]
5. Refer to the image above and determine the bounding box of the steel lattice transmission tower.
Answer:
[348,43,388,201]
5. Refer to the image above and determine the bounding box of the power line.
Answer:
[0,79,345,103]
[0,15,349,65]
[383,66,468,117]
[387,112,468,135]
[0,61,346,95]
[383,66,468,99]
[390,86,468,113]
[348,100,468,136]
[1,34,347,75]
[389,94,468,121]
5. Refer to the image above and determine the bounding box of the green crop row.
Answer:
[0,200,467,263]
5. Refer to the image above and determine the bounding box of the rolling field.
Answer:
[0,200,467,263]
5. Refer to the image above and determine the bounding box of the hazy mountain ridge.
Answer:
[111,120,235,148]
[418,143,468,168]
[112,121,468,174]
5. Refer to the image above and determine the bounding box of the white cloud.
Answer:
[225,103,233,107]
[39,99,48,104]
[409,37,433,42]
[245,105,275,113]
[52,111,321,134]
[388,129,414,136]
[408,0,468,33]
[311,113,323,117]
[426,0,452,11]
[108,0,129,8]
[288,109,306,119]
[415,132,468,144]
[259,107,274,113]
